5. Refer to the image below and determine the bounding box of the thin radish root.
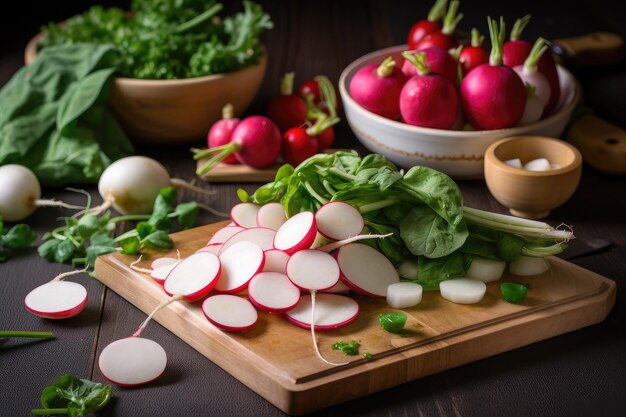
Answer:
[78,193,114,217]
[318,233,393,253]
[51,266,90,282]
[310,291,348,366]
[196,202,229,218]
[170,178,216,198]
[34,199,85,210]
[130,255,152,274]
[132,294,184,337]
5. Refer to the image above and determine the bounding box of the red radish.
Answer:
[248,272,300,312]
[284,293,359,330]
[321,279,351,294]
[315,202,364,241]
[401,46,457,85]
[196,243,222,255]
[282,127,320,166]
[99,337,167,387]
[316,126,334,151]
[230,203,260,228]
[460,17,526,130]
[349,56,408,119]
[335,243,399,297]
[407,0,448,49]
[207,225,245,245]
[24,269,88,319]
[150,256,179,270]
[215,241,264,293]
[286,250,340,291]
[513,38,551,108]
[297,79,321,103]
[256,202,287,230]
[413,0,463,51]
[202,294,258,331]
[459,28,489,75]
[207,103,239,164]
[399,51,459,129]
[266,72,308,132]
[150,261,181,285]
[274,211,317,255]
[219,227,276,253]
[163,252,221,301]
[194,115,282,174]
[262,249,290,274]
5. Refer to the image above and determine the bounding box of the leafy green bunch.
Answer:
[0,216,37,262]
[31,375,111,417]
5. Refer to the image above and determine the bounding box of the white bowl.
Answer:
[338,45,581,179]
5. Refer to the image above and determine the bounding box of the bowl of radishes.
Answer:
[338,14,580,179]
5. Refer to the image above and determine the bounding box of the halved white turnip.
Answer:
[439,278,487,304]
[207,226,245,245]
[202,294,258,331]
[315,201,364,241]
[284,293,359,330]
[215,241,265,293]
[273,211,317,255]
[99,337,167,387]
[24,268,89,319]
[262,249,290,274]
[256,202,287,230]
[386,282,423,308]
[163,252,221,301]
[247,272,300,312]
[219,227,276,253]
[335,243,399,297]
[286,250,340,291]
[150,261,180,285]
[230,203,261,228]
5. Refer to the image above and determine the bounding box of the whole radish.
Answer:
[460,17,526,130]
[283,116,339,165]
[207,103,239,164]
[297,79,321,104]
[513,38,551,109]
[195,116,282,174]
[407,0,448,49]
[517,85,544,126]
[459,28,489,75]
[266,72,308,132]
[401,46,458,84]
[350,56,408,119]
[316,126,334,151]
[413,0,463,51]
[399,51,458,129]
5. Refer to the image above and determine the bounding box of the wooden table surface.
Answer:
[1,1,625,416]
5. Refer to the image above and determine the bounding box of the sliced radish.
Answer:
[150,261,180,285]
[256,202,287,230]
[230,203,261,228]
[284,293,359,330]
[315,202,364,241]
[262,249,290,274]
[509,255,550,276]
[439,278,487,304]
[150,257,179,270]
[163,252,221,301]
[215,241,264,293]
[310,232,332,249]
[387,282,423,308]
[99,337,167,386]
[286,250,340,291]
[207,226,245,245]
[274,211,317,255]
[219,227,276,253]
[196,243,222,255]
[202,294,258,331]
[466,257,506,283]
[321,280,352,294]
[335,243,399,297]
[25,281,87,319]
[248,272,300,312]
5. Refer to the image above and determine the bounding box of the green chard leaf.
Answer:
[400,206,468,258]
[416,252,472,290]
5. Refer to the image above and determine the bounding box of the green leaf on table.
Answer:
[37,374,112,417]
[0,223,37,249]
[135,221,155,240]
[400,206,468,258]
[38,239,63,262]
[120,236,141,255]
[76,214,100,240]
[54,239,76,263]
[141,230,173,250]
[174,201,198,229]
[89,231,115,248]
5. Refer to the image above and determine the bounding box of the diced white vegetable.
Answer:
[466,257,506,283]
[202,294,258,331]
[284,293,359,330]
[230,203,261,228]
[335,243,399,297]
[163,252,221,301]
[262,249,290,274]
[524,158,552,171]
[397,259,418,279]
[248,272,300,312]
[215,241,264,293]
[386,282,423,308]
[274,211,317,255]
[24,281,88,319]
[315,201,364,240]
[207,226,245,245]
[509,255,550,276]
[504,158,522,169]
[256,202,287,230]
[551,163,561,170]
[99,337,167,386]
[286,250,340,291]
[219,227,276,253]
[439,278,486,304]
[150,261,180,285]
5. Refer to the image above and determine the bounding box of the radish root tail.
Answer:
[133,294,184,337]
[129,255,152,274]
[318,233,394,253]
[34,199,85,211]
[51,266,90,282]
[170,178,216,197]
[310,291,349,367]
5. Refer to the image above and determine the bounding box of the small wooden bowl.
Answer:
[484,136,583,219]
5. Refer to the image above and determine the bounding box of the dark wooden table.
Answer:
[1,1,625,416]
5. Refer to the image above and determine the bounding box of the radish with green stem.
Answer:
[215,241,264,293]
[266,72,308,132]
[282,116,339,166]
[24,267,89,319]
[401,47,457,84]
[334,243,399,297]
[459,28,489,75]
[274,211,317,255]
[248,272,300,312]
[513,38,551,108]
[407,0,448,49]
[413,0,463,51]
[0,164,83,222]
[202,294,258,331]
[207,103,240,164]
[460,17,526,130]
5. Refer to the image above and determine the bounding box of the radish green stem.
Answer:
[32,408,69,415]
[304,181,329,205]
[328,167,356,181]
[427,0,449,22]
[471,28,484,47]
[51,266,89,282]
[524,37,549,73]
[174,3,223,33]
[376,57,396,78]
[111,214,151,223]
[318,233,394,253]
[510,14,531,41]
[194,142,241,175]
[522,243,566,257]
[488,16,506,66]
[322,180,337,196]
[315,75,338,118]
[358,199,399,214]
[462,208,574,240]
[0,331,54,339]
[222,103,234,119]
[441,0,463,35]
[133,294,184,337]
[306,115,340,136]
[280,72,295,95]
[402,51,431,76]
[310,291,348,366]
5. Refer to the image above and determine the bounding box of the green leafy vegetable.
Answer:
[31,375,111,417]
[417,252,472,290]
[331,340,360,356]
[0,216,37,262]
[500,282,530,304]
[363,352,373,360]
[378,313,407,334]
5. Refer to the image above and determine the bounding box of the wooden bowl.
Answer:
[484,136,583,219]
[24,32,267,144]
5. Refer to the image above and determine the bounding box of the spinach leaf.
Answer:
[400,206,468,258]
[0,217,37,262]
[416,252,472,290]
[33,375,111,417]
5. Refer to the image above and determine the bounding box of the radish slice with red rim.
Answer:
[219,227,276,253]
[248,272,300,312]
[262,249,290,274]
[335,243,399,297]
[256,202,287,230]
[24,281,87,319]
[321,280,352,294]
[150,257,179,270]
[230,203,260,228]
[99,337,167,386]
[207,226,245,245]
[284,293,359,330]
[202,294,258,331]
[163,252,221,301]
[286,249,340,291]
[216,241,264,293]
[150,261,180,285]
[274,211,317,255]
[315,202,364,241]
[196,244,222,255]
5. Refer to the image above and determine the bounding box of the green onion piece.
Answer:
[500,282,529,304]
[378,313,407,334]
[331,340,360,356]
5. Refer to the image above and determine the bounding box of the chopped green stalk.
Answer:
[427,0,449,22]
[306,115,340,136]
[304,181,329,205]
[401,51,431,76]
[376,56,396,78]
[488,16,506,66]
[280,72,295,95]
[331,340,360,356]
[500,282,529,303]
[358,199,399,214]
[363,352,373,360]
[194,142,241,175]
[471,28,484,47]
[524,37,549,73]
[521,242,567,257]
[510,14,531,41]
[463,206,550,229]
[378,312,407,334]
[0,331,54,339]
[441,0,463,35]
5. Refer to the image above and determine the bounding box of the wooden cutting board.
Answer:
[94,222,616,415]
